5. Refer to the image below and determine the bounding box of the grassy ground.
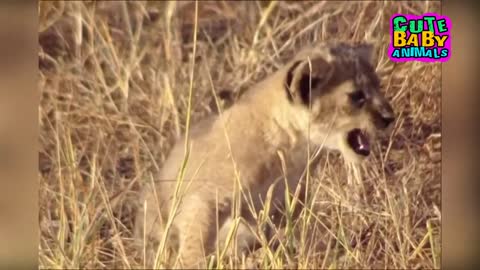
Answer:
[38,1,441,269]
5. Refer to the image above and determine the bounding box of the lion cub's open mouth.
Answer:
[347,128,370,156]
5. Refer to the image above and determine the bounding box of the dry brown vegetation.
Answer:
[38,1,441,269]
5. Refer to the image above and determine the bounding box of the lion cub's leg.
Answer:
[217,217,258,258]
[134,188,169,267]
[173,195,218,269]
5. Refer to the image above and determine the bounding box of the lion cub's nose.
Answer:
[373,102,395,129]
[378,104,395,129]
[380,113,395,128]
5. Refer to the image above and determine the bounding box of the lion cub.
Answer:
[135,42,395,268]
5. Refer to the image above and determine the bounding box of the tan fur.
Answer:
[134,42,395,268]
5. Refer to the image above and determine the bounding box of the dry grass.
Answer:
[38,1,441,269]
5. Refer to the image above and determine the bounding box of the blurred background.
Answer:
[0,0,477,269]
[0,1,37,269]
[443,1,479,268]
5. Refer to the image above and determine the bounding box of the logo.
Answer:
[389,13,451,62]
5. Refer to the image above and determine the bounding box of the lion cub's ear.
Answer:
[355,43,374,64]
[284,56,334,106]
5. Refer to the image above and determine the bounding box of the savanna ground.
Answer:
[38,1,441,269]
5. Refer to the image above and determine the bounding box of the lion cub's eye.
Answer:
[349,90,366,107]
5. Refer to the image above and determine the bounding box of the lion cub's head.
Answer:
[284,42,395,163]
